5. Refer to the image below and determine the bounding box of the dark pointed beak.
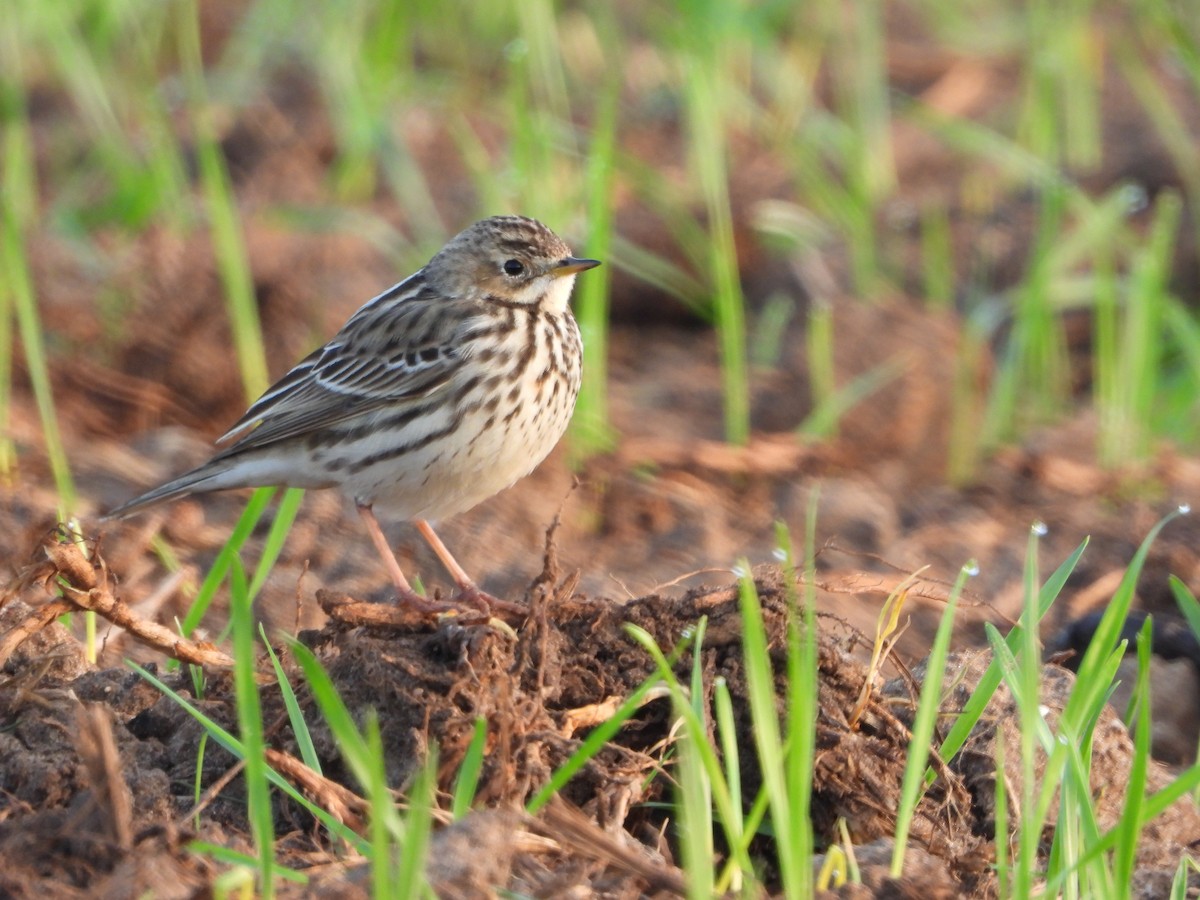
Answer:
[551,257,602,277]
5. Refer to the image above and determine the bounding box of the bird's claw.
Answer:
[453,584,526,618]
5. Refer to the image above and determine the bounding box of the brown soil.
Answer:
[4,534,1199,898]
[6,11,1200,897]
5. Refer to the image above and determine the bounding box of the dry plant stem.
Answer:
[558,695,626,737]
[176,758,246,830]
[0,597,75,667]
[0,655,74,712]
[264,748,368,832]
[817,571,960,605]
[538,797,687,895]
[72,703,134,850]
[42,538,237,670]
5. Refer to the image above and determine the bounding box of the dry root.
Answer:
[0,531,237,671]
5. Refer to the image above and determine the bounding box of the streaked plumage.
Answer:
[107,215,599,612]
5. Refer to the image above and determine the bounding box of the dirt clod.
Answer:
[5,535,1194,897]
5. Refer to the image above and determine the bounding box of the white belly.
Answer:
[312,310,581,521]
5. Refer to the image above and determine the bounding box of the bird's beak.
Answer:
[551,257,602,277]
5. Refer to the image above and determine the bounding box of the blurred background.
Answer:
[5,0,1200,657]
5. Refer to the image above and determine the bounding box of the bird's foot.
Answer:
[394,585,523,631]
[452,583,526,618]
[395,588,469,616]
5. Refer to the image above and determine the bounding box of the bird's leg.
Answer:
[414,519,525,615]
[356,504,451,613]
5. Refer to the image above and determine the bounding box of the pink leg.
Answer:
[357,505,446,613]
[414,519,523,614]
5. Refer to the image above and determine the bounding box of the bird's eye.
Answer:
[502,259,525,276]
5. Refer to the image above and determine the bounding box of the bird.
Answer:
[106,215,600,614]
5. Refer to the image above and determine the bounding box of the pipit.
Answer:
[107,215,600,614]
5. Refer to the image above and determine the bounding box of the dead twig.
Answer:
[175,758,246,830]
[0,597,76,668]
[72,703,135,850]
[537,796,687,895]
[264,748,368,833]
[39,536,238,670]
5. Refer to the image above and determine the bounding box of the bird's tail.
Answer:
[103,461,246,520]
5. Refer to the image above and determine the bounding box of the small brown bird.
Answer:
[107,215,600,613]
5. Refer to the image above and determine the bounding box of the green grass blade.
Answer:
[737,566,805,897]
[451,717,488,821]
[622,621,756,880]
[890,561,971,876]
[247,487,306,602]
[289,639,381,790]
[130,661,367,851]
[939,538,1088,762]
[178,0,268,402]
[526,653,683,815]
[676,703,714,900]
[289,639,417,874]
[671,0,750,445]
[568,32,619,463]
[394,741,436,899]
[228,560,274,897]
[778,513,817,896]
[1112,619,1153,887]
[192,731,208,830]
[680,616,715,896]
[179,487,277,637]
[1064,508,1186,723]
[994,736,1010,897]
[186,843,307,884]
[1169,574,1200,639]
[798,355,906,439]
[688,63,749,446]
[260,625,321,775]
[365,714,393,899]
[711,677,746,894]
[0,66,76,513]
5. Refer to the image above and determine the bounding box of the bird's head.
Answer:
[425,215,600,313]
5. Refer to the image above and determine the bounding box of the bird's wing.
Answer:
[215,280,471,454]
